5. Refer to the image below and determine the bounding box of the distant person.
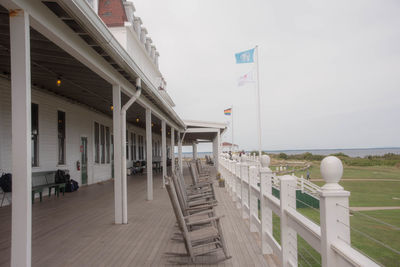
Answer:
[228,151,232,160]
[307,169,310,180]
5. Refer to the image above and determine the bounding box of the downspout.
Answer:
[121,77,142,224]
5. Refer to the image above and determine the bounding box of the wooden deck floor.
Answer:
[0,166,276,266]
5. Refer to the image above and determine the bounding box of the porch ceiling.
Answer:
[183,132,217,145]
[182,120,227,145]
[0,5,173,135]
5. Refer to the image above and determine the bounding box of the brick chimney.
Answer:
[98,0,128,27]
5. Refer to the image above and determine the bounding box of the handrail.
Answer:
[218,155,381,267]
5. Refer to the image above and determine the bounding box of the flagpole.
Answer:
[231,105,234,153]
[255,45,262,160]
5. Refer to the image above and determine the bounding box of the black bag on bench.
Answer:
[0,173,12,193]
[55,170,70,184]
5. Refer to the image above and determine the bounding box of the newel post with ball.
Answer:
[319,156,350,267]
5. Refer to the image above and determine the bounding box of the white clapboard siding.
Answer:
[0,77,166,193]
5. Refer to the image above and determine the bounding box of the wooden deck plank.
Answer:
[0,165,272,267]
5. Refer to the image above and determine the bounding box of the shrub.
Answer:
[278,153,288,159]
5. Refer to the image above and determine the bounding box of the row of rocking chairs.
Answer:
[164,160,231,264]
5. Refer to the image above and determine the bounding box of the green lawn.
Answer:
[304,164,400,180]
[350,209,400,267]
[273,209,400,266]
[270,162,400,265]
[312,180,400,207]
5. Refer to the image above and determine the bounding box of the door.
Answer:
[81,137,88,185]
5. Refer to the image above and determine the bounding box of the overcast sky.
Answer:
[132,0,400,152]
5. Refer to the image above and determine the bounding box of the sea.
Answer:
[179,147,400,158]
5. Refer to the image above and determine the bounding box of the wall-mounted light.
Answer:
[57,77,61,87]
[136,118,140,123]
[110,105,114,111]
[151,123,154,127]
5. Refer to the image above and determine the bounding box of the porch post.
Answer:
[192,142,197,160]
[161,120,166,187]
[120,107,127,224]
[112,84,123,224]
[178,133,183,175]
[146,108,153,200]
[171,129,175,171]
[213,131,221,170]
[10,9,32,267]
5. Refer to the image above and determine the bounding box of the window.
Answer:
[130,132,134,161]
[106,127,110,163]
[155,141,158,156]
[31,103,39,167]
[58,111,66,165]
[133,133,136,161]
[138,135,144,160]
[126,130,129,160]
[111,134,114,161]
[94,122,99,163]
[100,125,105,164]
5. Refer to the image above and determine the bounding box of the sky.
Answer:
[132,0,400,152]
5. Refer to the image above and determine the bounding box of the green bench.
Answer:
[32,171,66,204]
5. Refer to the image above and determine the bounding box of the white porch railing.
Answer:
[219,154,380,267]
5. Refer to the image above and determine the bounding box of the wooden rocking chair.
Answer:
[165,176,231,264]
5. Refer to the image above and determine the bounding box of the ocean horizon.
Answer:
[179,147,400,158]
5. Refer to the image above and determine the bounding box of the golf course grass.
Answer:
[273,209,400,266]
[272,162,400,266]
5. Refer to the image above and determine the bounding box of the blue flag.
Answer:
[235,48,255,64]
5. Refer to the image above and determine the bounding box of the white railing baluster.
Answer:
[249,165,258,232]
[241,156,249,219]
[235,161,241,207]
[260,155,273,254]
[280,175,298,267]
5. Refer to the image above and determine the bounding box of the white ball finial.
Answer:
[320,156,343,190]
[260,155,270,167]
[241,154,248,162]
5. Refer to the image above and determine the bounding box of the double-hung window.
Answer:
[100,125,105,164]
[94,122,100,163]
[31,103,39,167]
[57,111,66,165]
[106,127,110,163]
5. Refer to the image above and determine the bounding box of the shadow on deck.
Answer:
[0,166,276,266]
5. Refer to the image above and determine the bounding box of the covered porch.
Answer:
[0,166,274,266]
[0,0,186,265]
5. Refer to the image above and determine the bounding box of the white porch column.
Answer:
[171,129,175,171]
[112,84,123,224]
[161,120,166,187]
[213,131,221,170]
[192,142,198,160]
[146,108,153,200]
[178,133,183,175]
[120,108,127,224]
[10,9,32,267]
